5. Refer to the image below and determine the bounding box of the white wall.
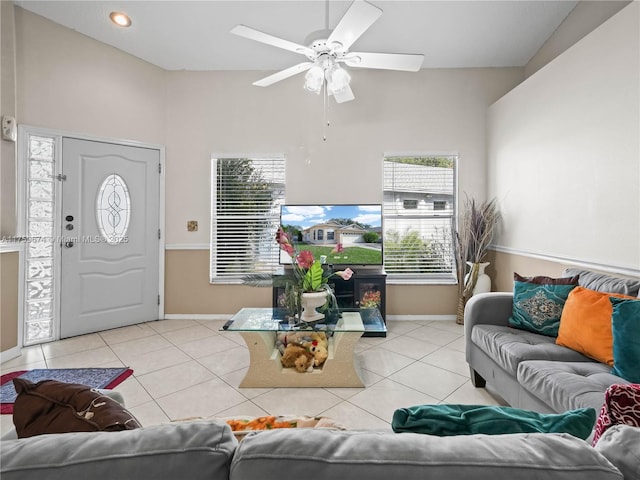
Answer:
[164,67,523,245]
[1,1,17,237]
[488,2,639,273]
[15,7,166,146]
[525,0,631,78]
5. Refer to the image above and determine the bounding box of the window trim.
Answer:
[210,154,285,284]
[382,153,458,285]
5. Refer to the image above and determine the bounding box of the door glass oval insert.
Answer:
[97,174,131,244]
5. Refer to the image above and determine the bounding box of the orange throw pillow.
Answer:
[556,287,636,365]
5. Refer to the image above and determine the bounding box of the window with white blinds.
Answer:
[210,156,285,282]
[383,155,457,282]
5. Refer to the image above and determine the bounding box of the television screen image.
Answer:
[280,204,383,266]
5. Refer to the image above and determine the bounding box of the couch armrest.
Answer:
[464,292,513,340]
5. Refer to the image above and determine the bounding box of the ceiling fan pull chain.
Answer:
[323,78,330,142]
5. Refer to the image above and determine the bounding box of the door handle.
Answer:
[64,241,74,248]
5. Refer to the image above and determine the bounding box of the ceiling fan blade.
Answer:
[252,62,314,87]
[231,25,316,58]
[332,84,355,104]
[327,1,382,52]
[343,52,424,72]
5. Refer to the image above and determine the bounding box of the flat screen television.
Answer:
[279,204,383,266]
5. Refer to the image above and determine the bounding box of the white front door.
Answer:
[60,138,160,338]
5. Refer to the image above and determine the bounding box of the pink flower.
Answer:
[335,268,354,281]
[296,250,314,269]
[276,228,295,256]
[281,242,294,256]
[275,227,289,246]
[331,243,344,254]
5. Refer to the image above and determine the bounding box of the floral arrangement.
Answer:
[276,227,353,293]
[453,195,500,324]
[275,227,354,319]
[241,227,354,320]
[360,290,381,309]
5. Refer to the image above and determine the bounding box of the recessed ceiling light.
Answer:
[109,11,132,28]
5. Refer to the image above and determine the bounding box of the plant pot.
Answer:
[300,291,327,322]
[465,262,492,296]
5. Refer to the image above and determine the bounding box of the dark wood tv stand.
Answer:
[272,268,386,337]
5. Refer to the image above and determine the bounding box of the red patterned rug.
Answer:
[0,367,133,414]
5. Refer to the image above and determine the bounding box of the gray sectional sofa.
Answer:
[0,419,634,480]
[465,268,640,413]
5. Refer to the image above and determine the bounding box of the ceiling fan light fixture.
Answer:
[326,64,351,95]
[304,65,324,94]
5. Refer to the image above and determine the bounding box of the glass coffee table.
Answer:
[222,308,386,388]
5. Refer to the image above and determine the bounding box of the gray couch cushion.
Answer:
[230,428,622,480]
[594,425,640,480]
[563,268,640,297]
[0,420,237,480]
[471,325,592,375]
[517,360,630,412]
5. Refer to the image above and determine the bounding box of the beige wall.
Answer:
[165,249,462,316]
[0,251,19,351]
[165,250,271,315]
[488,3,639,277]
[488,249,640,294]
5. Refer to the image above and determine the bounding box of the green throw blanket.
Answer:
[391,404,596,440]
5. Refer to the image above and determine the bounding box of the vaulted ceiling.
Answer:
[15,1,578,71]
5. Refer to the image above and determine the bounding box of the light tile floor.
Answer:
[1,319,503,436]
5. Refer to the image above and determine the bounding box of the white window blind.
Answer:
[211,156,285,282]
[383,156,457,282]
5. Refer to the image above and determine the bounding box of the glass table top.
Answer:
[223,308,386,334]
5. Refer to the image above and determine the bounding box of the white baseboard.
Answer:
[386,315,457,322]
[0,346,22,363]
[163,314,233,321]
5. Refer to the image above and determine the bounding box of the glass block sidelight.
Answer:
[27,299,53,319]
[29,161,53,180]
[27,258,53,279]
[29,200,53,219]
[29,180,53,199]
[24,134,56,345]
[29,136,54,161]
[28,240,53,258]
[26,279,53,300]
[96,174,131,244]
[26,320,53,342]
[28,221,53,238]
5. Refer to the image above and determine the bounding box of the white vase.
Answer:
[464,262,492,296]
[300,291,327,322]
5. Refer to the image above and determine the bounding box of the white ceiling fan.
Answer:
[231,0,424,103]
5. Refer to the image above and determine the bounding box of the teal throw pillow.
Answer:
[610,297,640,383]
[392,404,596,440]
[508,273,579,337]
